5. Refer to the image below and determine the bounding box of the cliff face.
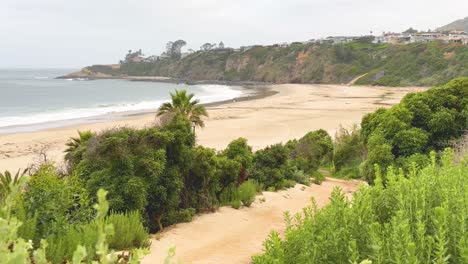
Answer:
[65,42,468,86]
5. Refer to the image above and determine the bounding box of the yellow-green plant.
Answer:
[253,149,468,263]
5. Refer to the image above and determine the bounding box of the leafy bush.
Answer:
[253,149,468,263]
[218,185,240,206]
[223,138,253,184]
[250,144,290,189]
[2,183,147,263]
[311,171,325,185]
[230,200,241,209]
[164,208,196,226]
[107,211,150,250]
[24,163,92,241]
[291,170,310,186]
[238,180,257,207]
[333,125,365,173]
[290,129,333,173]
[360,77,468,182]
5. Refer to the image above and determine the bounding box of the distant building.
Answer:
[382,33,411,44]
[129,56,145,63]
[321,36,360,44]
[410,32,445,43]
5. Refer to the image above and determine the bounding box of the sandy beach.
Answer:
[0,84,425,173]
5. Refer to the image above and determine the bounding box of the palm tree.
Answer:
[0,169,28,199]
[64,130,93,166]
[157,89,208,128]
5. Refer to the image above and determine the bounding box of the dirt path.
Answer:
[142,178,362,264]
[347,73,368,85]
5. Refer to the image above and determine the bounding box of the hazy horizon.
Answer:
[2,0,467,68]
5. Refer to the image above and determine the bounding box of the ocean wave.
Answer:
[0,84,243,129]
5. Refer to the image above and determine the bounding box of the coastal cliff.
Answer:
[63,42,468,86]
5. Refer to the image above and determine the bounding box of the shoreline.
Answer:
[0,84,271,135]
[56,74,272,87]
[0,84,426,173]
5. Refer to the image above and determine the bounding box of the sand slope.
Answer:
[142,178,362,264]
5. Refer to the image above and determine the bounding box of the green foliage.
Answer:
[0,168,27,199]
[250,143,290,189]
[157,89,208,128]
[218,185,240,206]
[360,78,468,182]
[333,125,365,172]
[107,211,150,250]
[24,163,92,241]
[184,146,218,210]
[290,170,310,186]
[291,129,334,173]
[1,182,147,263]
[230,200,241,209]
[238,180,257,207]
[65,130,94,170]
[223,137,253,184]
[253,149,468,264]
[311,171,325,185]
[164,208,196,226]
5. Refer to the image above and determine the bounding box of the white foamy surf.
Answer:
[0,69,245,133]
[0,85,243,130]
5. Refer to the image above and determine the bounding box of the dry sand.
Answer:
[142,178,362,264]
[0,84,425,172]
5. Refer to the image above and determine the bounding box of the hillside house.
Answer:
[410,32,445,43]
[383,33,411,44]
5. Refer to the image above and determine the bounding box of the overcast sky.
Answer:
[1,0,467,68]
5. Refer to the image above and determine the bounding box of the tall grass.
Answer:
[46,211,150,263]
[253,149,468,264]
[107,211,151,250]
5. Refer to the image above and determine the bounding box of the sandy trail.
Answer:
[0,84,425,172]
[142,178,362,264]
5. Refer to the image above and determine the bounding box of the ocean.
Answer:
[0,69,243,134]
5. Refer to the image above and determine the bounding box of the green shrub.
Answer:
[333,165,360,179]
[46,221,99,263]
[360,78,468,183]
[238,180,257,207]
[107,211,150,250]
[164,208,196,226]
[276,179,296,189]
[24,164,92,242]
[291,129,333,173]
[311,171,325,185]
[253,149,468,263]
[249,144,290,189]
[333,125,365,174]
[230,200,241,209]
[291,170,310,185]
[218,185,239,206]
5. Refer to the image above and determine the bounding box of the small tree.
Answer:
[157,89,209,129]
[223,138,253,184]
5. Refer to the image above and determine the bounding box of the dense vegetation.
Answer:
[359,78,468,182]
[253,149,468,264]
[72,42,468,87]
[253,78,468,263]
